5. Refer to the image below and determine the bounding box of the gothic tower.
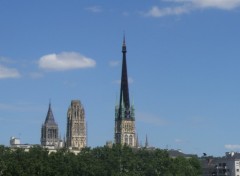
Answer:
[41,103,59,147]
[66,100,86,150]
[115,37,136,147]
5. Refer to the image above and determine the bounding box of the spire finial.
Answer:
[122,32,127,53]
[49,98,51,108]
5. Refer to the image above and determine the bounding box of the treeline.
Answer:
[0,145,201,176]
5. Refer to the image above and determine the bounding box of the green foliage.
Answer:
[0,145,201,176]
[169,156,202,176]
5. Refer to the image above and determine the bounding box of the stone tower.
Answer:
[41,103,59,147]
[66,100,86,150]
[115,36,136,147]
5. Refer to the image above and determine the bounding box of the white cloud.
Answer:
[194,0,240,10]
[85,6,102,13]
[145,0,240,17]
[0,65,21,79]
[145,5,191,17]
[225,144,240,150]
[38,52,96,71]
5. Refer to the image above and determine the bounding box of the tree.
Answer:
[0,145,202,176]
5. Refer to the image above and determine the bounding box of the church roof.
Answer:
[44,103,57,126]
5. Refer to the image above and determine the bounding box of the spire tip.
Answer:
[49,98,52,108]
[123,32,126,46]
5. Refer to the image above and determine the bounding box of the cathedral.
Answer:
[66,100,87,150]
[41,103,59,147]
[40,37,137,150]
[114,37,136,147]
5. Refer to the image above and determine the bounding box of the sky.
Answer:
[0,0,240,157]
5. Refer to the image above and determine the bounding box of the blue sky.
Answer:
[0,0,240,156]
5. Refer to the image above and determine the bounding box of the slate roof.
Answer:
[44,103,57,126]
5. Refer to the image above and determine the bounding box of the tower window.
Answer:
[129,135,133,146]
[125,135,128,144]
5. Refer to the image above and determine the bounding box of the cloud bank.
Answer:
[225,144,240,150]
[145,0,240,17]
[0,65,20,79]
[194,0,240,10]
[38,52,96,71]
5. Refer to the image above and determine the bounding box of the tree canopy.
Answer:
[0,145,201,176]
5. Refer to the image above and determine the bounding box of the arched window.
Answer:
[129,135,133,146]
[125,135,128,144]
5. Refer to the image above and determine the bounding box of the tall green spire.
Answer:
[114,36,136,147]
[118,35,130,119]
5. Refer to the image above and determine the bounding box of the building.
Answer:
[201,152,240,176]
[10,136,20,146]
[66,100,86,150]
[114,37,136,147]
[40,103,59,148]
[10,137,37,150]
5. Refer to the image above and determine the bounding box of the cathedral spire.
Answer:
[44,102,57,125]
[118,36,130,119]
[115,37,136,147]
[41,102,59,147]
